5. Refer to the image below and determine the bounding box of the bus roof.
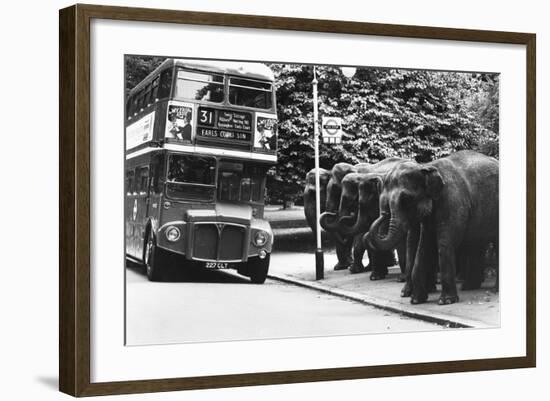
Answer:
[173,59,275,81]
[128,58,275,96]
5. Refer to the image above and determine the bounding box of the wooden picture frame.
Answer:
[59,3,536,397]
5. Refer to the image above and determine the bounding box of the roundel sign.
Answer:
[321,117,343,144]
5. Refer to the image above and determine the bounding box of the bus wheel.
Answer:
[248,254,270,284]
[145,231,164,282]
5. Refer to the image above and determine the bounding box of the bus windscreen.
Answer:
[166,154,216,201]
[217,163,264,203]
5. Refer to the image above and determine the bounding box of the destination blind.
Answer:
[197,106,252,142]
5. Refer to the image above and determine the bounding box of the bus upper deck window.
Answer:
[150,76,159,103]
[158,68,173,99]
[228,78,273,109]
[142,83,152,107]
[175,70,224,103]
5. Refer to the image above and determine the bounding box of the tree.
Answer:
[125,55,166,95]
[267,64,499,204]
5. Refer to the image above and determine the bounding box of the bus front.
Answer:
[151,60,278,283]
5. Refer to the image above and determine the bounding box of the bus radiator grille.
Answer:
[193,225,218,260]
[219,225,245,260]
[192,224,245,261]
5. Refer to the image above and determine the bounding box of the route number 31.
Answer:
[199,108,215,126]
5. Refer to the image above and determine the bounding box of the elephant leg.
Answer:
[425,225,438,293]
[368,249,389,281]
[410,222,433,304]
[367,245,391,280]
[333,236,353,271]
[437,235,459,305]
[401,225,420,298]
[461,243,485,290]
[349,234,367,274]
[375,250,397,268]
[455,245,468,283]
[396,240,407,282]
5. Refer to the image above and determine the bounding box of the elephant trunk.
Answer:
[320,211,339,231]
[364,212,405,251]
[332,230,347,245]
[335,206,370,236]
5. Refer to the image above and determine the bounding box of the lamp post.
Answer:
[312,66,323,280]
[312,65,356,281]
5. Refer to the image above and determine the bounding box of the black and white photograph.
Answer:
[124,55,500,346]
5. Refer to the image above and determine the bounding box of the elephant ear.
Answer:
[332,163,356,183]
[421,166,444,199]
[361,176,383,201]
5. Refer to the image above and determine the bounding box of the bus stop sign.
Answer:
[321,117,343,144]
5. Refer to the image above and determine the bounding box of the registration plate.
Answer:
[204,262,228,269]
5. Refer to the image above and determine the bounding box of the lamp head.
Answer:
[341,66,357,79]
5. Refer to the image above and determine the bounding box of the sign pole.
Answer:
[313,66,324,280]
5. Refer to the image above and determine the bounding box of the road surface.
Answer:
[126,263,443,346]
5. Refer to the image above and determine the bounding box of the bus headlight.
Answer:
[165,226,181,242]
[253,231,268,247]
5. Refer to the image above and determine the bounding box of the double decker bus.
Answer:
[125,58,278,283]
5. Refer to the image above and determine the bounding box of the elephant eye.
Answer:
[400,192,415,208]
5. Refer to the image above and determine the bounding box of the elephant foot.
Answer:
[333,261,351,271]
[369,271,387,281]
[370,266,388,281]
[363,263,373,272]
[411,292,428,305]
[400,282,412,298]
[438,293,459,305]
[396,273,407,283]
[348,264,365,274]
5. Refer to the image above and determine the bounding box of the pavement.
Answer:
[264,205,500,329]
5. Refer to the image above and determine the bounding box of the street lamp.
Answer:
[312,66,323,280]
[341,66,357,79]
[312,65,357,280]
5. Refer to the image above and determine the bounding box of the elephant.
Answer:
[365,150,499,305]
[321,158,405,279]
[324,162,371,214]
[320,161,397,276]
[303,167,353,270]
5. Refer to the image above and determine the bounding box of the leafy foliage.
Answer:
[267,64,499,204]
[125,55,165,95]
